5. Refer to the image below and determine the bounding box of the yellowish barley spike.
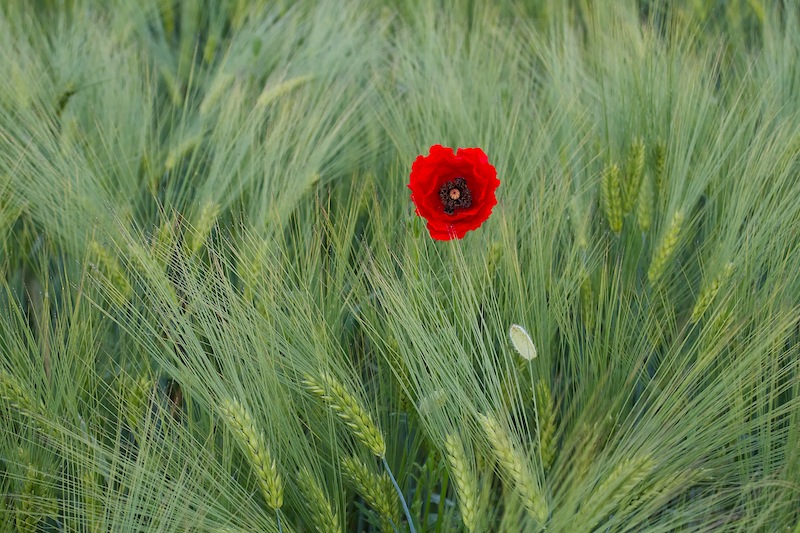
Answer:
[572,423,596,485]
[1,371,36,415]
[203,34,218,64]
[89,240,132,305]
[82,468,104,533]
[342,456,399,533]
[580,274,595,332]
[297,467,341,533]
[627,468,701,513]
[601,163,623,234]
[576,454,653,531]
[16,467,41,533]
[379,469,402,531]
[444,433,479,532]
[1,372,47,427]
[647,210,685,285]
[144,152,162,194]
[653,140,666,195]
[747,0,766,24]
[303,372,386,458]
[159,0,175,35]
[397,389,411,413]
[120,373,152,435]
[636,172,654,233]
[159,64,182,105]
[418,389,447,417]
[690,262,734,323]
[199,73,234,116]
[219,398,283,510]
[534,380,556,472]
[613,455,652,500]
[570,196,590,251]
[256,75,313,110]
[700,303,735,356]
[165,135,202,171]
[237,239,270,303]
[231,0,248,29]
[623,138,646,213]
[15,450,56,533]
[189,200,220,254]
[478,413,548,524]
[153,216,176,255]
[487,241,504,274]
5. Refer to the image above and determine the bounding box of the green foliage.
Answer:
[2,0,800,531]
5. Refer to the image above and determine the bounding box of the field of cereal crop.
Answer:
[1,1,799,531]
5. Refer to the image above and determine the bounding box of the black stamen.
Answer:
[439,178,472,215]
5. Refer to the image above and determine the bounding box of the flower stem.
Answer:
[276,509,283,533]
[382,456,416,533]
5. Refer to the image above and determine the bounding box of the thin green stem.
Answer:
[382,456,416,533]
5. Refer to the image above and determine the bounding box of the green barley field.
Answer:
[2,1,799,531]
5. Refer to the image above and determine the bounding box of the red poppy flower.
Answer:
[408,144,500,240]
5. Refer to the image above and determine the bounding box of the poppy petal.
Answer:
[408,145,499,240]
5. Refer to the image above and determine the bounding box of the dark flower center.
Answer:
[439,178,472,215]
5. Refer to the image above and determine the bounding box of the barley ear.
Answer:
[690,262,734,323]
[219,398,283,511]
[1,371,49,437]
[534,380,556,472]
[297,467,341,533]
[635,172,654,233]
[623,138,646,213]
[200,74,234,116]
[15,449,56,533]
[570,196,590,251]
[164,135,201,173]
[571,423,597,485]
[188,200,220,254]
[16,466,41,533]
[418,389,447,418]
[256,76,314,110]
[120,373,152,435]
[653,139,666,195]
[203,34,218,64]
[1,371,45,418]
[444,433,479,532]
[478,413,548,524]
[237,239,269,302]
[580,274,595,332]
[81,466,105,533]
[700,303,735,356]
[342,456,400,533]
[159,0,175,34]
[89,240,132,305]
[601,163,623,234]
[576,454,654,530]
[647,210,685,285]
[303,372,386,457]
[626,468,702,514]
